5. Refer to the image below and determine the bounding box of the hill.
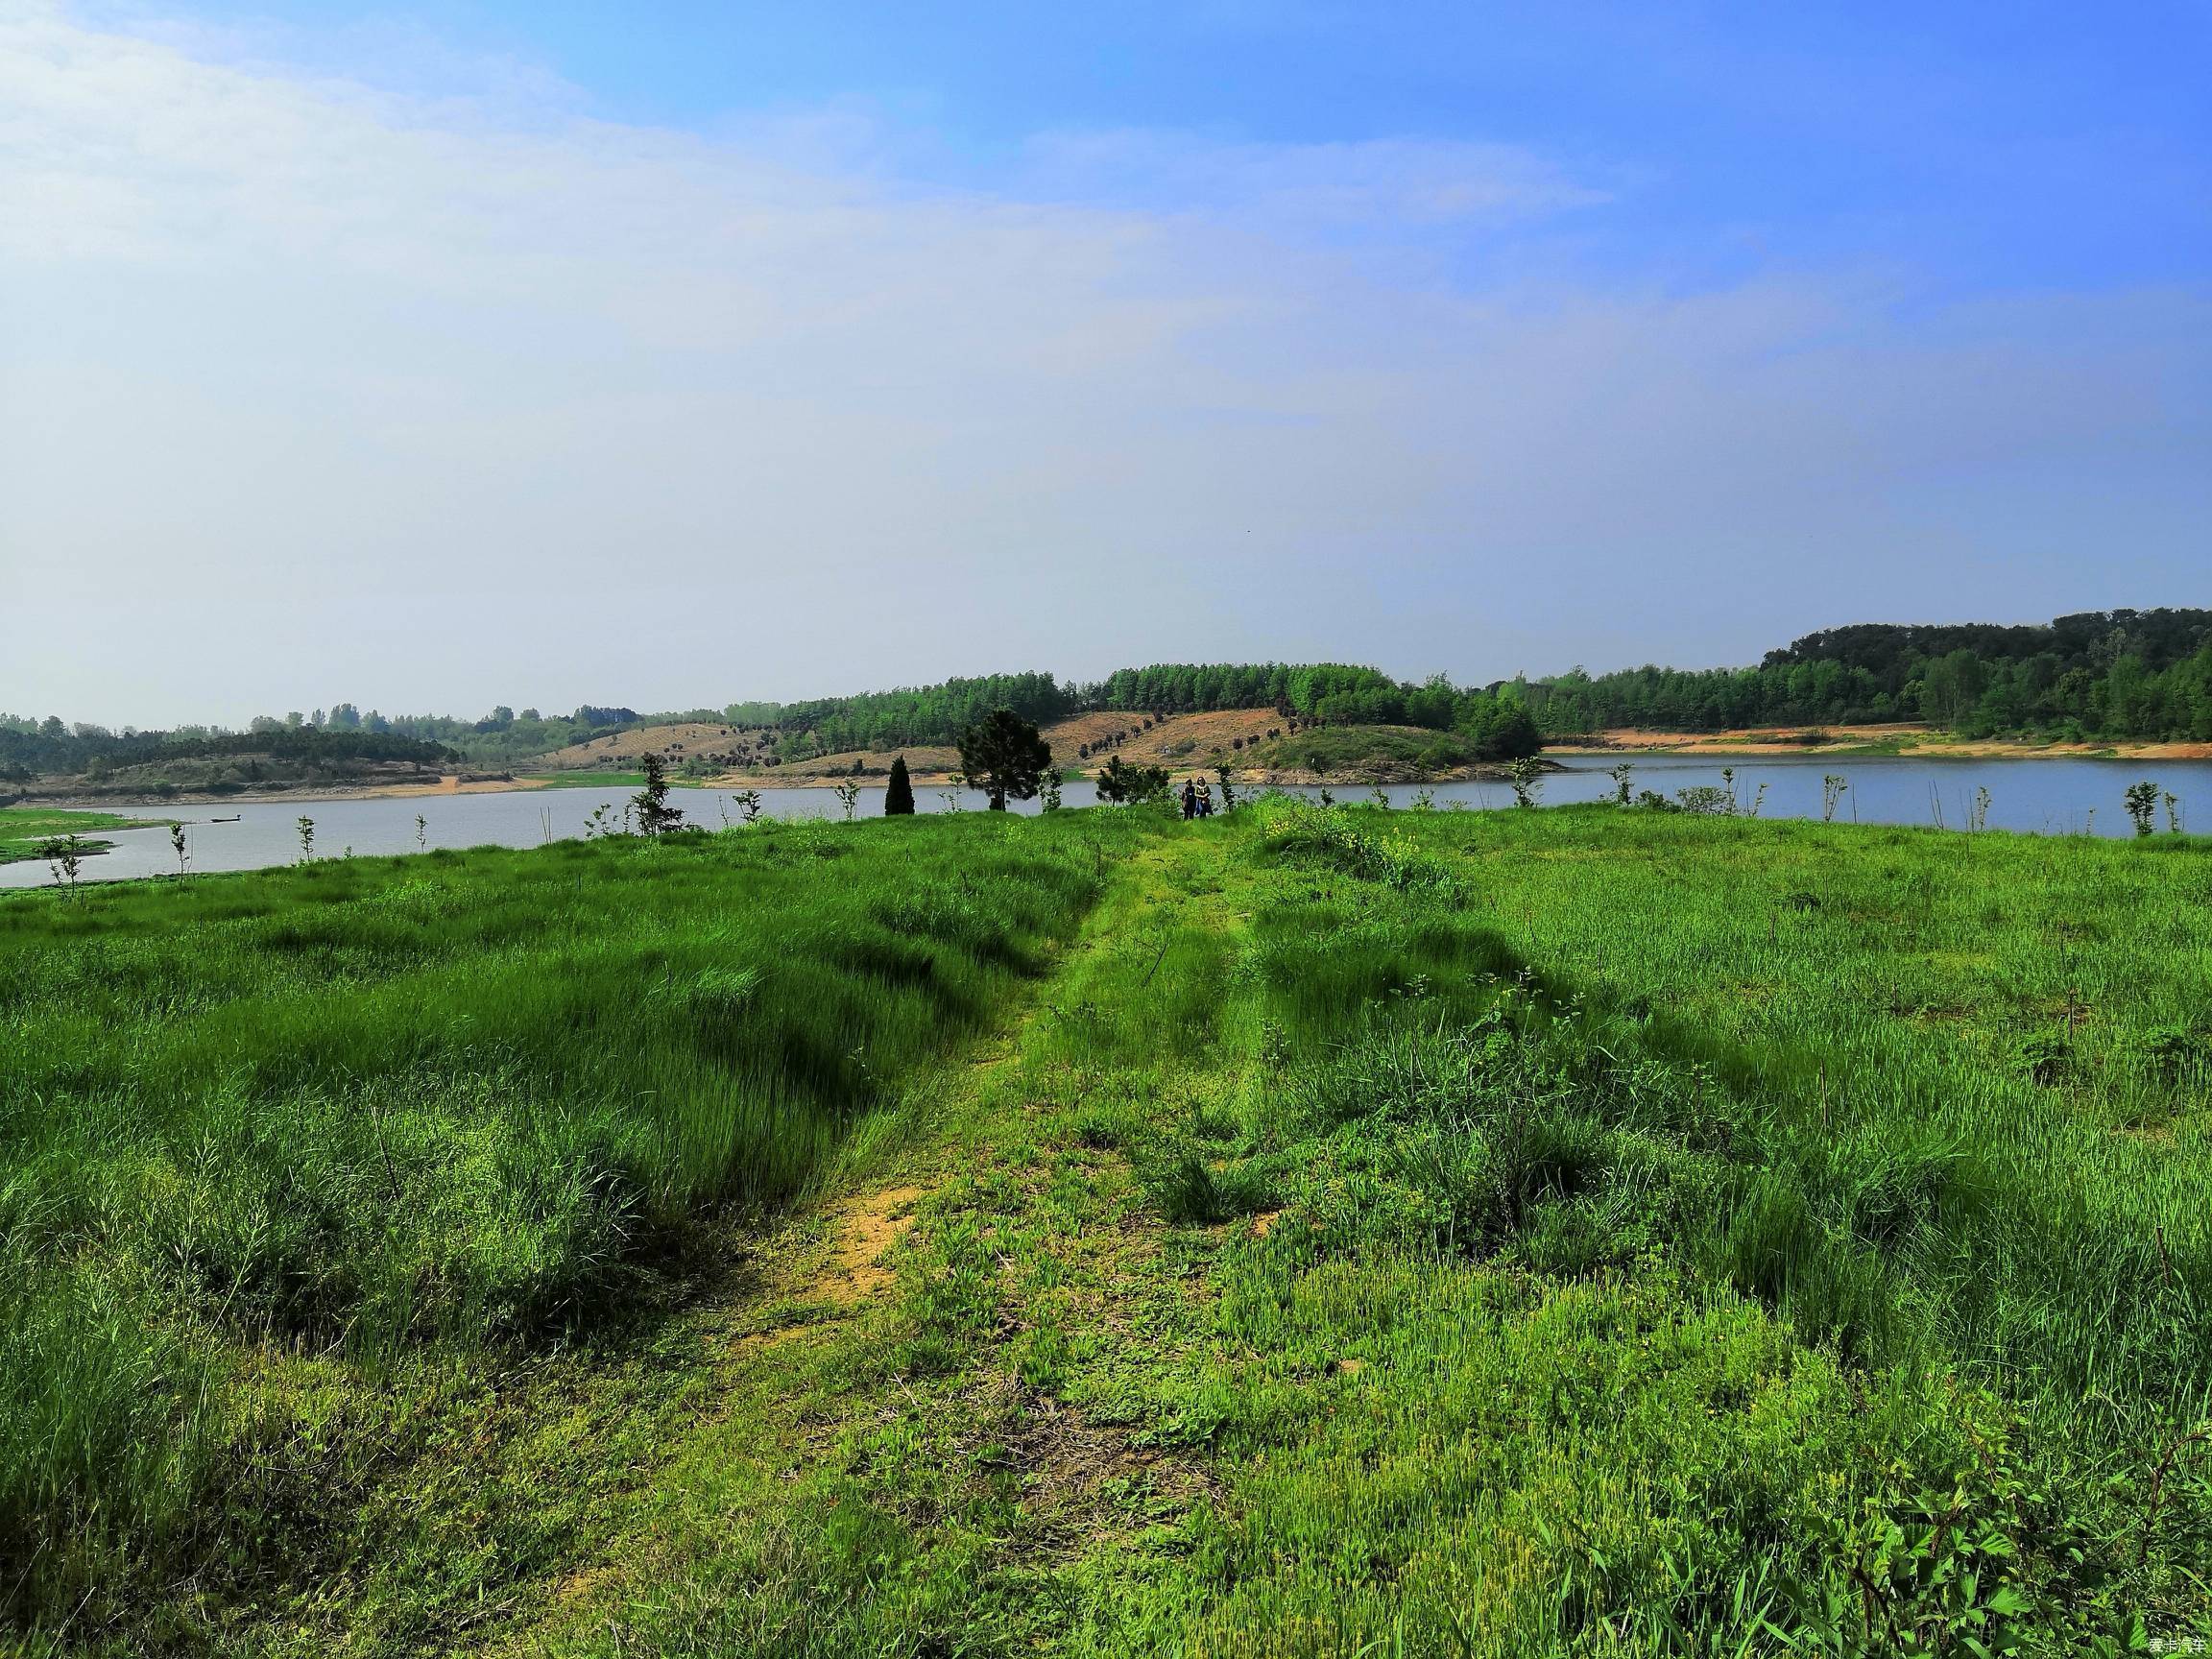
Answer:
[527,709,1520,785]
[535,721,772,773]
[11,756,452,804]
[0,726,459,803]
[534,724,964,783]
[1046,709,1509,781]
[500,661,1536,776]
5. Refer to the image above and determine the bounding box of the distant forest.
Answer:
[720,664,1540,762]
[1516,609,2212,739]
[8,610,2206,780]
[648,666,1543,765]
[2,666,1541,774]
[0,720,451,783]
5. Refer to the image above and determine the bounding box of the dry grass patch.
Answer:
[820,1185,926,1306]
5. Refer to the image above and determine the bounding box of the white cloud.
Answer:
[0,1,2203,725]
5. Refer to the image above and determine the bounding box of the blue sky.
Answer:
[5,1,2208,722]
[136,0,2210,290]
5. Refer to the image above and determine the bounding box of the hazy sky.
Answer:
[4,0,2207,727]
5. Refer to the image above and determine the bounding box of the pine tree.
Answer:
[633,753,685,836]
[955,709,1052,810]
[884,753,916,814]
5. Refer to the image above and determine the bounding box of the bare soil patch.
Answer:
[818,1184,926,1306]
[27,765,523,807]
[357,773,541,799]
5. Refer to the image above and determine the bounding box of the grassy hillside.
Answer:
[4,805,2207,1652]
[1052,707,1277,761]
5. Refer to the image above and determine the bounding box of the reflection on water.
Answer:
[6,752,2207,890]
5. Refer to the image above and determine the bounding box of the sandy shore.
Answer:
[362,774,548,799]
[30,774,550,808]
[1549,726,2212,761]
[703,770,964,790]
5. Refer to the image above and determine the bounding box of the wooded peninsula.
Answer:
[5,609,2206,801]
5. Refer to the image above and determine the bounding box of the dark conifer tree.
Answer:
[955,709,1052,810]
[884,753,916,814]
[632,753,685,836]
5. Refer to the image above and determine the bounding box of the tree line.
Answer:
[347,705,647,766]
[13,609,2206,781]
[1513,609,2212,740]
[733,673,1073,761]
[710,663,1541,763]
[0,718,452,782]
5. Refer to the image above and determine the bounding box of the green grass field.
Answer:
[4,802,2206,1653]
[0,805,167,864]
[0,814,1126,1642]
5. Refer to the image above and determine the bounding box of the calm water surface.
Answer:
[6,754,2206,890]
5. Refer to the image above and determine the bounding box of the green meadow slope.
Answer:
[2,802,2206,1653]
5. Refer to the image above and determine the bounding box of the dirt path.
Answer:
[476,828,1253,1657]
[815,1185,926,1306]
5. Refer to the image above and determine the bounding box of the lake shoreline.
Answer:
[16,733,2208,813]
[37,761,1556,807]
[10,751,2209,891]
[1550,724,2212,760]
[16,774,550,809]
[687,757,1556,792]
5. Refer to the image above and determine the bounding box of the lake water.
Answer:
[6,754,2207,890]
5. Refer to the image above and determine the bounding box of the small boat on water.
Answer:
[209,815,242,823]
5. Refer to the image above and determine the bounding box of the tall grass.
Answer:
[0,813,1124,1626]
[1206,795,2212,1640]
[235,799,2205,1655]
[12,795,2209,1648]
